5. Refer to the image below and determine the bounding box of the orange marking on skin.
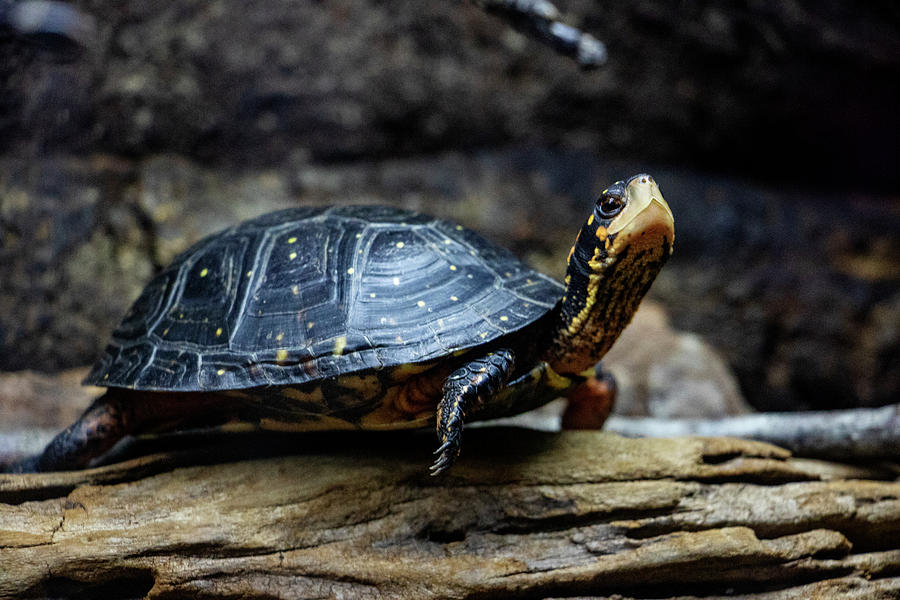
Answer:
[394,368,449,416]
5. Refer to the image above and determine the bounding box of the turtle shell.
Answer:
[85,206,563,391]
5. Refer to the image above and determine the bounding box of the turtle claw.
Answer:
[429,433,462,476]
[431,415,464,475]
[433,440,452,455]
[429,442,459,476]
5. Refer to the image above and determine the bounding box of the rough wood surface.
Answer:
[1,430,899,599]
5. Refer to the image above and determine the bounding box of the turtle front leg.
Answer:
[431,348,515,476]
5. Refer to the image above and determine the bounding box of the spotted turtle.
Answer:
[27,174,674,474]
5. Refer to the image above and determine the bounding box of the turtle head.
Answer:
[543,174,674,375]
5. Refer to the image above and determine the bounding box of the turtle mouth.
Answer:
[608,175,674,255]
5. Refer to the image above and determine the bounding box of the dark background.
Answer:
[1,0,898,412]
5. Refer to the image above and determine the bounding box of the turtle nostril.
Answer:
[625,173,649,186]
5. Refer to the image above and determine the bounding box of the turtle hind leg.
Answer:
[561,362,617,430]
[25,390,236,472]
[430,348,515,476]
[31,391,135,472]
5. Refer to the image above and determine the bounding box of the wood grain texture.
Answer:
[1,430,899,599]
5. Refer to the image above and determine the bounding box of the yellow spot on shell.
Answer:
[588,214,594,225]
[393,277,400,286]
[449,265,457,271]
[396,335,404,343]
[179,313,184,319]
[369,292,376,298]
[199,268,208,277]
[217,368,226,376]
[499,315,509,321]
[292,285,299,295]
[276,349,289,362]
[455,225,463,231]
[287,237,297,244]
[450,295,458,301]
[289,252,297,260]
[162,328,169,336]
[479,332,488,339]
[355,233,363,239]
[396,241,405,248]
[276,332,284,341]
[246,270,253,278]
[215,327,223,337]
[333,336,347,356]
[104,373,109,380]
[347,267,355,275]
[417,300,426,308]
[307,321,314,329]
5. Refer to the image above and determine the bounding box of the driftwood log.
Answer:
[2,429,899,599]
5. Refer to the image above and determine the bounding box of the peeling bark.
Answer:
[1,430,899,598]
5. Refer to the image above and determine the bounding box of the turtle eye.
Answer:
[597,191,626,218]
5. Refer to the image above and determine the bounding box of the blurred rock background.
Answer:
[1,0,898,419]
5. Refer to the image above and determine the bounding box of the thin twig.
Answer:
[606,404,900,461]
[0,428,56,467]
[474,0,606,68]
[0,0,96,56]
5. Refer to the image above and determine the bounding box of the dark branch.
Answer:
[473,0,607,68]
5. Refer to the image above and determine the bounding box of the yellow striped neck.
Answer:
[542,175,674,375]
